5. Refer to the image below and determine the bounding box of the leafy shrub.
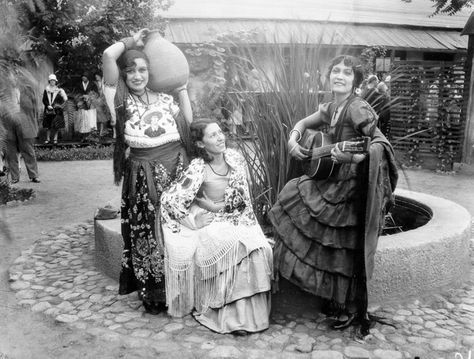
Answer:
[222,41,325,225]
[0,180,34,205]
[36,145,113,161]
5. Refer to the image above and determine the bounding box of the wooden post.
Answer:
[461,13,474,164]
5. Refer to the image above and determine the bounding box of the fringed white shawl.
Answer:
[161,148,269,317]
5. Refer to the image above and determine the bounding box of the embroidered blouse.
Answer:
[161,148,257,232]
[124,91,180,148]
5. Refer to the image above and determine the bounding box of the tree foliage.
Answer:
[401,0,472,15]
[16,0,172,89]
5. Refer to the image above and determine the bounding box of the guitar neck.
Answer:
[311,141,362,159]
[312,143,338,159]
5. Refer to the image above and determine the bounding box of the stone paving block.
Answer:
[31,302,52,312]
[429,338,456,351]
[344,346,371,358]
[208,345,242,358]
[311,350,343,359]
[373,349,403,359]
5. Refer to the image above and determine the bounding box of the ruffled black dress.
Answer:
[269,97,378,310]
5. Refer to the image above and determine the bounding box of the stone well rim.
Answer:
[378,188,472,250]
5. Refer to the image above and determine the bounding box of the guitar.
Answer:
[298,129,370,179]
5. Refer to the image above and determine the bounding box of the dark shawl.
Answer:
[363,127,398,280]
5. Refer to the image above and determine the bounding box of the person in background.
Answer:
[7,74,41,183]
[75,72,98,141]
[270,55,398,338]
[42,74,67,144]
[102,28,192,314]
[93,72,111,138]
[161,118,273,334]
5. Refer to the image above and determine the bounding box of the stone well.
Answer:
[94,188,472,303]
[369,189,471,303]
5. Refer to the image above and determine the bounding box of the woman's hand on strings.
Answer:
[288,140,309,160]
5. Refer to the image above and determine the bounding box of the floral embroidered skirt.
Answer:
[269,163,366,309]
[119,142,187,307]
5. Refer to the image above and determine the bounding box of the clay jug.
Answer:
[143,31,189,93]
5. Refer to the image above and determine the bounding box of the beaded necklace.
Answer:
[207,162,230,177]
[129,89,150,119]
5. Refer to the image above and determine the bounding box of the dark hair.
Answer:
[117,49,150,79]
[326,55,364,91]
[190,118,222,162]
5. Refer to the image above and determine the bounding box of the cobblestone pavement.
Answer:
[7,220,474,359]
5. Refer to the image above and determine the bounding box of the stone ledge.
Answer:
[94,218,122,281]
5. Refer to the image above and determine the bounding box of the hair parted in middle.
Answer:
[326,55,364,91]
[117,49,150,79]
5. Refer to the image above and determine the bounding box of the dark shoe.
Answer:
[11,179,19,184]
[320,299,340,318]
[330,312,357,330]
[31,178,41,183]
[232,330,249,336]
[143,301,167,315]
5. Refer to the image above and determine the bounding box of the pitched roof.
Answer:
[161,0,472,29]
[165,19,467,50]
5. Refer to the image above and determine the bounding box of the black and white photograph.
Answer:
[0,0,473,358]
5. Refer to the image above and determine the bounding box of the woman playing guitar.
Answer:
[269,55,398,338]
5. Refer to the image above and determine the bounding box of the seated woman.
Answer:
[160,119,273,334]
[269,55,398,337]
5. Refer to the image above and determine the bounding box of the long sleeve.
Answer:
[42,90,49,107]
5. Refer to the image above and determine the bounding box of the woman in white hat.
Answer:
[42,73,67,144]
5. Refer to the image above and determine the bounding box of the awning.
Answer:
[164,20,467,51]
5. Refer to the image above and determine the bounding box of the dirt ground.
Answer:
[0,159,473,359]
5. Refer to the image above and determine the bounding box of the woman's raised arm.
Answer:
[175,85,193,125]
[102,42,125,86]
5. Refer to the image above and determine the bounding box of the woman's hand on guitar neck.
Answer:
[330,146,353,164]
[288,139,309,160]
[331,146,366,164]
